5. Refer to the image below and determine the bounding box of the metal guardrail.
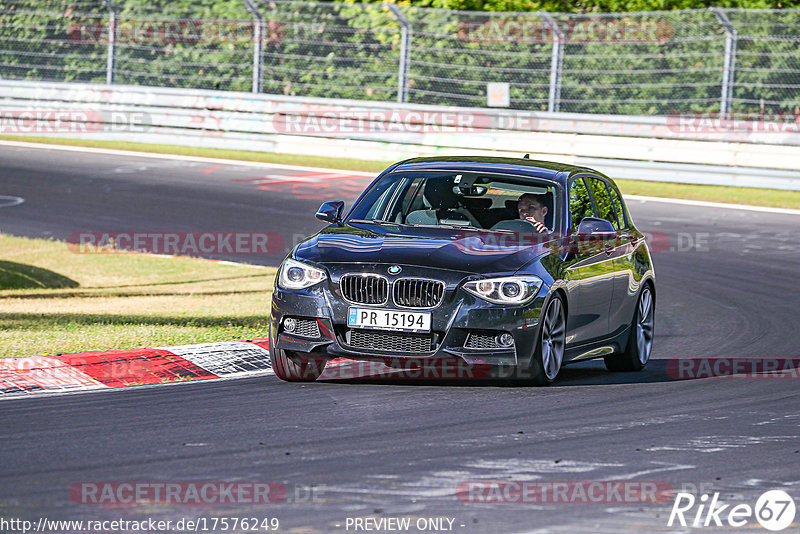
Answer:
[1,80,799,190]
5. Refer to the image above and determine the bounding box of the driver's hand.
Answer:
[525,217,548,233]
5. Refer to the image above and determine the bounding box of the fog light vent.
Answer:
[465,332,500,349]
[497,333,514,347]
[464,331,514,349]
[283,317,320,339]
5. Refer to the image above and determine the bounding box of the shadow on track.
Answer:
[0,260,78,289]
[313,359,678,388]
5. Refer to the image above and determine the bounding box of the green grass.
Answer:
[0,234,276,358]
[3,134,800,210]
[615,179,800,210]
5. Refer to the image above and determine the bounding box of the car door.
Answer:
[601,179,641,337]
[564,176,615,347]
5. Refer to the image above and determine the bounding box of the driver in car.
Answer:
[517,193,551,233]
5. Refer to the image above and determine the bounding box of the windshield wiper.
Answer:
[406,223,481,230]
[349,219,398,225]
[353,219,481,230]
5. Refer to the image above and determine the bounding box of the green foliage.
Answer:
[412,0,797,11]
[0,0,797,115]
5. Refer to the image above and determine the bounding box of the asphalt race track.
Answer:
[1,142,799,533]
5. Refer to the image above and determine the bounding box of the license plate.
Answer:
[348,307,431,333]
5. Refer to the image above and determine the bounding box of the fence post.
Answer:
[242,0,264,93]
[540,12,564,113]
[388,4,412,104]
[103,0,117,84]
[711,7,737,119]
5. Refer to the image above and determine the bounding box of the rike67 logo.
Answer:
[668,489,796,531]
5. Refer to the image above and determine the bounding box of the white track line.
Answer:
[2,139,798,214]
[0,139,375,175]
[624,194,800,216]
[0,195,25,208]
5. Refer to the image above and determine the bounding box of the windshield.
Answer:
[347,172,559,233]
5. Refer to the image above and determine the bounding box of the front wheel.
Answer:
[269,324,327,382]
[271,348,327,382]
[529,294,566,385]
[604,284,654,372]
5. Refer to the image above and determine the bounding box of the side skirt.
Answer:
[564,324,632,364]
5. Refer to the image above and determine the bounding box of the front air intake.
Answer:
[340,274,389,305]
[347,329,433,353]
[393,278,445,308]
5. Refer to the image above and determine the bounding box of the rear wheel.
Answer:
[604,284,654,372]
[530,294,566,385]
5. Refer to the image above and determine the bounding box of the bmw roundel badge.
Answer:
[388,265,402,275]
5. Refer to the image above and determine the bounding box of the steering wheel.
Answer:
[491,219,548,233]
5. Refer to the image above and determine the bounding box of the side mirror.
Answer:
[577,217,615,235]
[315,200,344,224]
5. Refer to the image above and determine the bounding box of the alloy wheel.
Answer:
[541,297,566,380]
[636,287,654,365]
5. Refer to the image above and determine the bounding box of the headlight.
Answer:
[463,276,542,305]
[277,258,327,290]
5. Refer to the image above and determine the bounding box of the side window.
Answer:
[365,176,415,221]
[364,185,396,220]
[606,182,628,229]
[393,176,424,221]
[569,178,594,232]
[587,177,619,230]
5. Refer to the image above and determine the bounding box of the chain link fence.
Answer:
[1,0,798,116]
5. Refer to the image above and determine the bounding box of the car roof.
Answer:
[391,156,603,185]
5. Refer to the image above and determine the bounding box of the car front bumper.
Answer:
[269,263,548,372]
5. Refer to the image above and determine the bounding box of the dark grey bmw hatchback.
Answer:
[269,156,655,384]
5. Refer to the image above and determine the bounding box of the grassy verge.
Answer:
[3,134,800,210]
[0,234,276,358]
[616,179,800,210]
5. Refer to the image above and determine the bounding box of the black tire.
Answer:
[604,283,655,372]
[529,294,567,386]
[269,325,326,382]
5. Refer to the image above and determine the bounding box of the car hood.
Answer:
[294,222,555,275]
